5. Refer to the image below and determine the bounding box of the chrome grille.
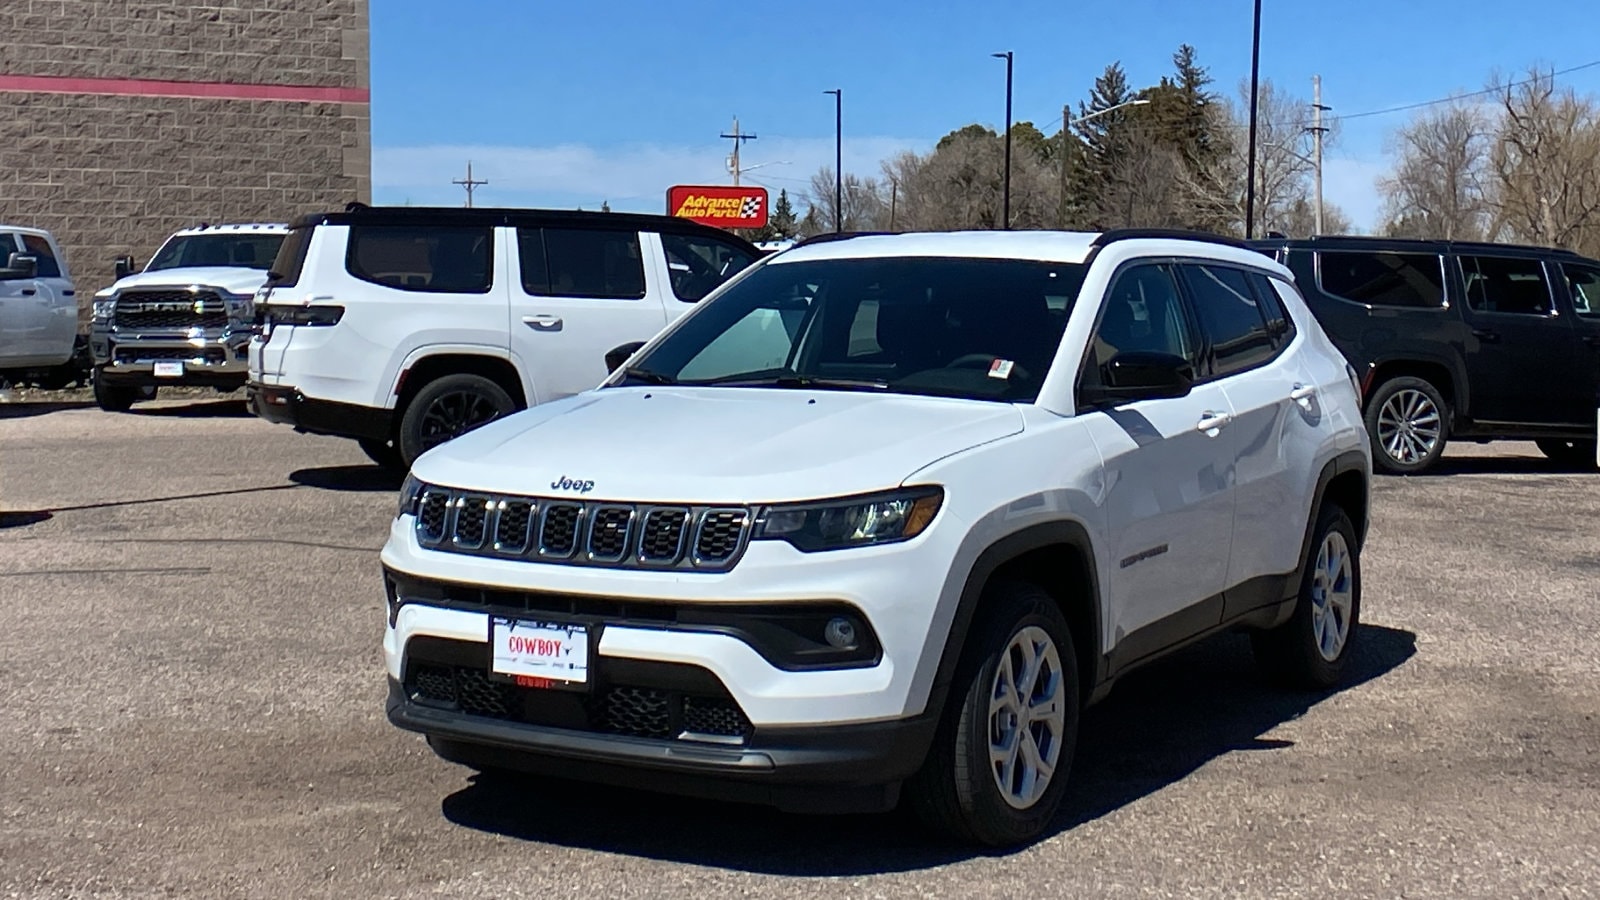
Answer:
[411,489,752,571]
[114,289,227,330]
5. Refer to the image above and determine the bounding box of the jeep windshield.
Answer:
[617,256,1086,403]
[146,233,285,272]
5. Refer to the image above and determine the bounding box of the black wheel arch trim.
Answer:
[1293,450,1370,593]
[1362,352,1467,419]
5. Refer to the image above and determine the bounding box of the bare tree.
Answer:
[1379,101,1494,240]
[1489,68,1600,254]
[879,128,1058,231]
[801,167,889,234]
[1179,80,1328,236]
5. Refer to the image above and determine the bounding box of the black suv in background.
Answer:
[1252,236,1600,473]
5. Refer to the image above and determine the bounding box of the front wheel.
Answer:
[1365,376,1449,474]
[1252,504,1362,689]
[908,581,1079,847]
[92,369,142,412]
[397,374,516,468]
[1535,438,1596,470]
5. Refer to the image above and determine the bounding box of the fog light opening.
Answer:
[824,616,859,650]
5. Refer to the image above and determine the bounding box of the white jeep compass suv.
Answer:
[381,229,1372,846]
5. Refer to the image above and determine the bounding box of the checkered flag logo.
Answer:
[739,195,763,218]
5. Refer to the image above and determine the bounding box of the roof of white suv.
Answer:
[170,223,289,237]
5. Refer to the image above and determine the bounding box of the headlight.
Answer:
[753,487,943,552]
[397,473,423,518]
[92,299,116,320]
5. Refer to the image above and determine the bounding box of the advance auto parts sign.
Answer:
[667,185,768,229]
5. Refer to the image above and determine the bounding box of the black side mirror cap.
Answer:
[1079,351,1195,406]
[0,253,37,280]
[113,255,136,280]
[604,341,646,374]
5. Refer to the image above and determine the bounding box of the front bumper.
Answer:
[91,322,250,386]
[246,381,393,441]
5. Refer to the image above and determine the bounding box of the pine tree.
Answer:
[769,189,798,239]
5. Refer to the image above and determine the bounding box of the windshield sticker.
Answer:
[988,359,1015,380]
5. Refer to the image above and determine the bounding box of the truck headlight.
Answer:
[753,487,943,552]
[92,299,116,320]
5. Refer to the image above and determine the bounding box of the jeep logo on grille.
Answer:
[550,476,595,494]
[133,301,200,313]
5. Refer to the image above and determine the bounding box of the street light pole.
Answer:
[824,89,842,233]
[993,51,1013,230]
[1244,0,1262,238]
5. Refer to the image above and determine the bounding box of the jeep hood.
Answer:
[411,387,1025,503]
[111,267,268,296]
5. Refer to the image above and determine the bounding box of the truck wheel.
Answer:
[359,437,405,471]
[1252,504,1362,690]
[92,370,142,412]
[1365,376,1448,474]
[397,374,516,467]
[1534,438,1597,470]
[908,581,1079,847]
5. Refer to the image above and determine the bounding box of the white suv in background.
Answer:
[0,224,80,387]
[380,229,1372,846]
[247,205,759,469]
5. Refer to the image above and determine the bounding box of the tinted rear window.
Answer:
[345,225,493,293]
[267,227,313,289]
[1317,251,1445,308]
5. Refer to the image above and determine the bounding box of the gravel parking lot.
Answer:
[2,397,1598,898]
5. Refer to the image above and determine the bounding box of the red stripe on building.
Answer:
[0,74,369,104]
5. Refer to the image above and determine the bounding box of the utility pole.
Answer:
[992,51,1015,230]
[1310,75,1331,235]
[1059,104,1071,229]
[720,117,758,186]
[1244,0,1262,238]
[824,90,842,232]
[452,160,487,208]
[889,177,898,230]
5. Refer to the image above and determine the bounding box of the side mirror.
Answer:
[113,255,136,280]
[0,253,37,280]
[604,341,646,374]
[1079,351,1194,406]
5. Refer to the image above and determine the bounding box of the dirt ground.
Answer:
[2,398,1597,898]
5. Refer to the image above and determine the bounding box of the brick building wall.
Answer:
[0,0,370,304]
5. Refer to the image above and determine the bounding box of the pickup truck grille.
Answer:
[413,488,751,571]
[114,289,227,330]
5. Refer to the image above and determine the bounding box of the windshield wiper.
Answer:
[620,365,678,385]
[699,374,890,391]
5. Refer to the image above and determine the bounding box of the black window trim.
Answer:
[1312,248,1451,312]
[518,226,648,301]
[1174,260,1287,385]
[343,224,496,295]
[1453,253,1559,319]
[1074,258,1205,411]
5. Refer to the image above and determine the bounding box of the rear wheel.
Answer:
[908,581,1079,847]
[1365,376,1448,474]
[397,373,516,467]
[1535,438,1596,470]
[1253,504,1362,689]
[358,437,405,471]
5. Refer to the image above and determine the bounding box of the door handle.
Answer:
[1289,383,1316,402]
[20,288,34,296]
[522,314,563,331]
[1471,328,1500,343]
[1196,411,1233,433]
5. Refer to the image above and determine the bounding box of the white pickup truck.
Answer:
[88,223,287,411]
[0,224,81,389]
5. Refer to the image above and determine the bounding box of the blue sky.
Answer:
[371,0,1600,230]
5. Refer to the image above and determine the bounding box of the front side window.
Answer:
[1561,263,1600,319]
[147,233,286,272]
[660,232,756,302]
[1459,255,1552,315]
[1086,264,1195,366]
[17,234,61,278]
[1318,250,1445,309]
[1183,264,1276,377]
[536,228,645,299]
[619,256,1086,403]
[345,225,492,293]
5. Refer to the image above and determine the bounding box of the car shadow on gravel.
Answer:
[439,623,1417,875]
[1417,454,1596,476]
[0,401,95,419]
[135,398,251,418]
[289,465,403,492]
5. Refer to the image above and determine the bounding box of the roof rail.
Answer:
[1091,228,1255,252]
[793,230,901,247]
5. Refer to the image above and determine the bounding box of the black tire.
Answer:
[397,373,516,467]
[92,369,141,412]
[358,437,406,471]
[907,581,1080,847]
[1364,376,1449,474]
[1252,504,1362,690]
[1535,438,1597,470]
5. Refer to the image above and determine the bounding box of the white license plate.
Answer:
[490,617,589,686]
[153,361,184,377]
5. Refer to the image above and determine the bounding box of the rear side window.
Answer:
[346,225,492,293]
[1182,264,1275,377]
[660,232,756,302]
[1318,251,1445,308]
[17,233,61,278]
[1562,263,1600,319]
[1459,255,1552,315]
[535,228,646,299]
[1249,272,1296,346]
[268,227,313,289]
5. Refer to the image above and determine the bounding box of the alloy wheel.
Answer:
[988,625,1066,810]
[418,390,502,453]
[1310,531,1354,661]
[1376,388,1441,466]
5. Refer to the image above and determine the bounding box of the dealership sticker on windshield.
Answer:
[988,358,1015,380]
[153,361,184,378]
[490,617,589,686]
